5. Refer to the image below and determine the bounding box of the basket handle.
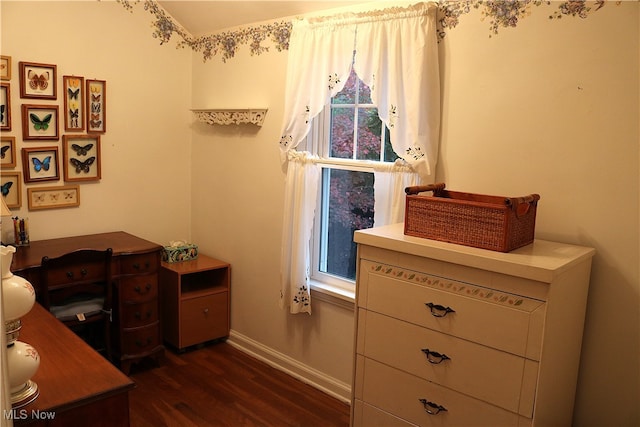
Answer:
[405,183,446,195]
[506,194,540,218]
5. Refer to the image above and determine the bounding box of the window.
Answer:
[309,70,398,293]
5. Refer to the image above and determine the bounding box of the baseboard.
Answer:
[226,329,352,404]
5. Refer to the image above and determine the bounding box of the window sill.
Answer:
[310,280,355,310]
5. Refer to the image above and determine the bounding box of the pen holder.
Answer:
[12,217,30,246]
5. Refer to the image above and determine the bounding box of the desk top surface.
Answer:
[17,303,135,414]
[11,231,162,273]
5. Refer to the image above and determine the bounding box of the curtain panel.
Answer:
[279,1,440,314]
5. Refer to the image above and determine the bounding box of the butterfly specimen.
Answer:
[91,94,101,102]
[34,194,45,203]
[32,156,51,172]
[91,103,101,113]
[0,105,4,123]
[30,113,52,131]
[28,70,49,90]
[70,156,95,173]
[1,145,10,159]
[71,143,93,156]
[63,191,75,200]
[1,182,12,196]
[90,119,102,129]
[68,87,80,99]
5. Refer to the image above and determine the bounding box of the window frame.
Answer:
[306,75,394,299]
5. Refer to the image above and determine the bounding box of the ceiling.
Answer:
[157,1,376,36]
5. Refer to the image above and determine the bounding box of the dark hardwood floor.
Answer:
[128,342,350,427]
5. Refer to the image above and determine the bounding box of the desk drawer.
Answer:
[358,310,537,415]
[357,356,522,427]
[44,260,107,289]
[119,274,158,302]
[121,323,161,355]
[119,253,158,275]
[120,300,158,328]
[361,261,545,358]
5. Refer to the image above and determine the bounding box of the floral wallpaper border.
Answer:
[116,0,624,62]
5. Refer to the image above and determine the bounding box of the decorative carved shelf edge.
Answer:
[192,109,268,126]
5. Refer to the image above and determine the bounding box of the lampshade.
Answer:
[1,197,10,217]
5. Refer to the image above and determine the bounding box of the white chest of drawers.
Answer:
[351,223,595,427]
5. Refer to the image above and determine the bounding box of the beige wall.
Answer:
[2,1,638,426]
[438,4,639,425]
[0,1,192,245]
[191,2,639,426]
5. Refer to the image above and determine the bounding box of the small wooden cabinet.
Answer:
[159,254,230,350]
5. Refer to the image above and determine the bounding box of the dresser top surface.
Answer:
[355,223,595,283]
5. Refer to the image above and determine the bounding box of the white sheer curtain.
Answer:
[279,1,440,314]
[373,160,420,226]
[279,151,320,314]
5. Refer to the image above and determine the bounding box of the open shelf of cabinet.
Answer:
[159,254,231,351]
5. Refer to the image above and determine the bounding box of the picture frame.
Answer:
[27,185,79,211]
[0,56,11,80]
[1,136,16,168]
[1,171,22,209]
[21,146,60,183]
[19,61,57,99]
[63,75,85,132]
[62,134,101,182]
[0,83,10,131]
[86,79,106,133]
[21,104,59,140]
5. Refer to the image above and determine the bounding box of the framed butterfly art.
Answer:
[0,82,10,131]
[21,146,59,183]
[1,171,22,209]
[27,185,79,211]
[21,104,59,140]
[63,75,85,132]
[86,79,106,133]
[62,134,101,182]
[19,61,57,99]
[0,56,11,80]
[1,136,16,169]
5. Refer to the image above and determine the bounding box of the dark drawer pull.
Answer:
[135,337,153,347]
[134,283,152,294]
[419,399,447,415]
[425,302,455,317]
[80,268,87,276]
[134,311,153,320]
[421,348,451,364]
[66,271,74,278]
[132,261,150,270]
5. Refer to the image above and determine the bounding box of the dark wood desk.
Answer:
[14,304,135,426]
[11,231,165,374]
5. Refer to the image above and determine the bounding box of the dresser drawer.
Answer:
[357,356,525,427]
[119,274,158,302]
[119,252,158,275]
[352,400,414,427]
[357,309,537,416]
[360,261,545,358]
[121,323,161,355]
[120,300,159,328]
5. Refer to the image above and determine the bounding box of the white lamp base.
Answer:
[11,379,38,408]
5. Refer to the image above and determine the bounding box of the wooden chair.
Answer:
[40,248,113,359]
